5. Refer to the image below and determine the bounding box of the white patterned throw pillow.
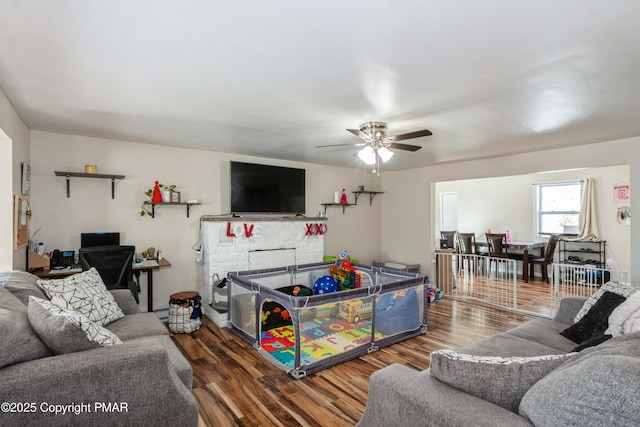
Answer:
[574,281,637,323]
[28,296,122,354]
[37,267,125,326]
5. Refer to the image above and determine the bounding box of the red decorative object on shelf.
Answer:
[340,189,348,205]
[151,181,163,203]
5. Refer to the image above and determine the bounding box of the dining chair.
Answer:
[486,233,508,258]
[456,232,477,272]
[528,234,560,283]
[485,233,509,274]
[440,231,457,250]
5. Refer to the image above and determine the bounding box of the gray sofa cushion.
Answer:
[0,271,46,304]
[37,268,125,326]
[461,333,565,357]
[505,318,577,352]
[0,287,51,368]
[430,349,575,413]
[357,364,534,427]
[519,332,640,426]
[28,296,122,354]
[105,312,169,340]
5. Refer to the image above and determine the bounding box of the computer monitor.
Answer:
[80,232,120,248]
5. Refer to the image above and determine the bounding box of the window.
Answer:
[536,181,581,235]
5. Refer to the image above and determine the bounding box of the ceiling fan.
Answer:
[317,122,432,174]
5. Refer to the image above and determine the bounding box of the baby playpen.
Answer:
[227,261,427,378]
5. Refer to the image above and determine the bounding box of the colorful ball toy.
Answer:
[313,275,339,295]
[337,250,350,260]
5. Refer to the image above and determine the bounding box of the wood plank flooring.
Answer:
[171,278,553,427]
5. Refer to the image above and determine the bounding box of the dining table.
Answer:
[476,239,547,282]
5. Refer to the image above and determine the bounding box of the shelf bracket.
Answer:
[186,204,192,218]
[65,174,71,198]
[111,177,116,199]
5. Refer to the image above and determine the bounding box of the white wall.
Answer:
[434,165,630,273]
[382,138,639,283]
[0,87,30,270]
[0,128,12,271]
[29,131,383,310]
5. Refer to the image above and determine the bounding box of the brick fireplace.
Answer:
[201,216,326,325]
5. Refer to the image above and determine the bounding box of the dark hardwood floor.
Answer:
[171,278,553,427]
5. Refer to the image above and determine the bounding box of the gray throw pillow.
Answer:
[0,288,51,368]
[519,332,640,426]
[28,296,122,354]
[37,267,125,326]
[429,349,575,413]
[0,270,47,304]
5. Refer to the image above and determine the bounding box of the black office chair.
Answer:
[79,245,139,303]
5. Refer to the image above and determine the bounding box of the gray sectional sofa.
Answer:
[358,295,640,427]
[0,270,198,426]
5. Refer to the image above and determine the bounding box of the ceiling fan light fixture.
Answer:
[358,146,376,165]
[378,146,394,163]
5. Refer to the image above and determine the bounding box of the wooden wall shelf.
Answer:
[150,202,201,218]
[321,190,384,214]
[352,190,384,205]
[55,171,125,199]
[321,203,354,214]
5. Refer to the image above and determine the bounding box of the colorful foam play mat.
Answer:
[260,307,382,368]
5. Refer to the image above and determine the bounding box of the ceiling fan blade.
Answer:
[347,128,373,142]
[388,129,432,142]
[388,142,422,152]
[316,143,364,148]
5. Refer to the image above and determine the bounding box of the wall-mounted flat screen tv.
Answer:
[230,161,305,214]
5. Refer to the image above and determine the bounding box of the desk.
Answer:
[476,240,546,282]
[133,258,171,312]
[32,258,171,312]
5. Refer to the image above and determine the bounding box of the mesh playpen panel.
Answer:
[228,262,427,378]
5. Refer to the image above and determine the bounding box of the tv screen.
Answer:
[230,161,305,214]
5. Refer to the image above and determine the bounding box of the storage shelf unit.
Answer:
[150,202,201,218]
[558,239,606,267]
[55,171,125,199]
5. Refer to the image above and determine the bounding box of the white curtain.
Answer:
[576,178,600,240]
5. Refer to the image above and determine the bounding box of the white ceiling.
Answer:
[2,1,640,172]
